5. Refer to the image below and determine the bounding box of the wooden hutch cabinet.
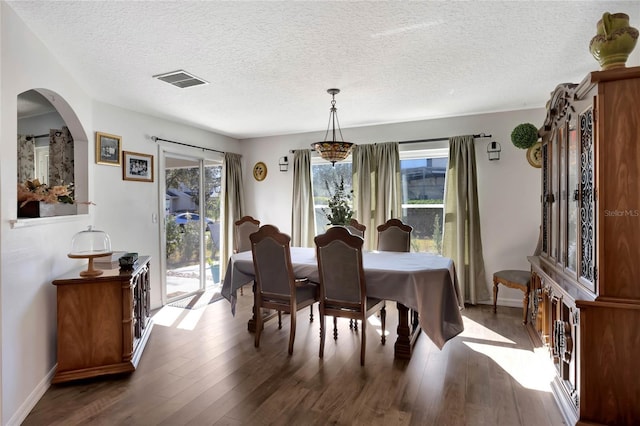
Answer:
[51,256,153,383]
[528,67,640,425]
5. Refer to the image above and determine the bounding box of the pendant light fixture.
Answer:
[311,88,354,166]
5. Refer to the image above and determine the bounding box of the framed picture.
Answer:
[122,151,154,182]
[95,132,122,166]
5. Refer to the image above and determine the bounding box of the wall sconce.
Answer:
[279,156,289,172]
[487,141,501,161]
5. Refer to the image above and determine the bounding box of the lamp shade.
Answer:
[311,141,354,165]
[311,88,355,166]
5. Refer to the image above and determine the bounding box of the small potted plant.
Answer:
[323,178,353,226]
[511,123,539,149]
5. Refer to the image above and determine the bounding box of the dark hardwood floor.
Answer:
[24,291,566,425]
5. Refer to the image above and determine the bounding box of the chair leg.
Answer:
[255,307,262,348]
[319,309,326,359]
[240,285,244,296]
[353,319,358,331]
[309,304,314,322]
[288,310,296,355]
[278,311,282,329]
[333,316,338,340]
[493,278,499,313]
[360,316,366,366]
[523,289,530,325]
[381,305,387,345]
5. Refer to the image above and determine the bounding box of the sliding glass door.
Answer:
[162,149,222,303]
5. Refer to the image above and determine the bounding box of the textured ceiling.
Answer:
[7,1,640,139]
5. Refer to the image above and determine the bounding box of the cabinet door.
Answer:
[578,107,596,292]
[550,129,560,261]
[566,115,580,273]
[558,124,567,266]
[542,142,550,256]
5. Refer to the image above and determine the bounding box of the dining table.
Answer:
[221,247,464,358]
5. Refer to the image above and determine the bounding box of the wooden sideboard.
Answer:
[528,67,640,425]
[51,256,153,383]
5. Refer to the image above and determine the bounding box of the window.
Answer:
[400,148,448,254]
[309,147,448,253]
[311,160,352,234]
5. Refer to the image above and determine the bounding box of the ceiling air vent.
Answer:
[153,70,208,88]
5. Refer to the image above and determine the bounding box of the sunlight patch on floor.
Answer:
[367,315,389,337]
[152,304,208,330]
[152,306,186,327]
[459,316,516,344]
[177,307,206,330]
[463,341,555,392]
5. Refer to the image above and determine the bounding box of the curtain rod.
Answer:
[151,136,225,154]
[290,133,492,154]
[398,133,492,144]
[24,133,50,140]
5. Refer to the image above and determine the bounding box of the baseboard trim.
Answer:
[6,364,55,426]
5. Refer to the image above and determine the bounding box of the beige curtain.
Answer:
[352,142,401,251]
[291,149,315,247]
[221,153,244,275]
[17,135,35,183]
[49,127,74,185]
[442,135,489,304]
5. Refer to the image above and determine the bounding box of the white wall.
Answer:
[239,108,546,310]
[90,102,238,310]
[0,5,239,425]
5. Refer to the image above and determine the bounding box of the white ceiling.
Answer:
[7,1,640,139]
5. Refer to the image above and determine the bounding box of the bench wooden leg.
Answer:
[493,278,499,314]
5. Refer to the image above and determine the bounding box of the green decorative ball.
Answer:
[511,123,539,149]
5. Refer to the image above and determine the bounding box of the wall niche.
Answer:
[16,89,89,219]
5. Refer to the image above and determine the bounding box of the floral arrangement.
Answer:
[510,123,539,149]
[323,178,353,225]
[17,179,74,207]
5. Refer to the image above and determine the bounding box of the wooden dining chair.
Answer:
[345,218,366,238]
[315,226,386,366]
[376,218,416,329]
[377,218,413,252]
[234,215,260,295]
[251,225,318,355]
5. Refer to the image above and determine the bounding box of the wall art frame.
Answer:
[122,151,154,182]
[95,131,122,166]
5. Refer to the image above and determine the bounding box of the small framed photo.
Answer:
[122,151,154,182]
[95,132,122,166]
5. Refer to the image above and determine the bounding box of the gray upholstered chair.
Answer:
[377,218,413,252]
[345,218,366,238]
[251,225,318,355]
[234,215,260,295]
[314,226,386,366]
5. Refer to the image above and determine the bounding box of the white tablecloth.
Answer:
[221,247,464,349]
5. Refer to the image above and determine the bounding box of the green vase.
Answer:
[589,12,639,70]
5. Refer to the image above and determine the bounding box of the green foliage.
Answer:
[323,178,353,225]
[165,216,183,259]
[511,123,539,149]
[312,163,352,198]
[166,166,222,219]
[432,213,442,254]
[407,199,443,205]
